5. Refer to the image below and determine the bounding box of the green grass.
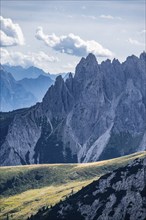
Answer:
[0,151,145,220]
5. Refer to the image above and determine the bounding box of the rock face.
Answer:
[0,65,37,112]
[0,52,146,166]
[35,157,146,220]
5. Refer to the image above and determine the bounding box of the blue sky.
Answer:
[1,0,145,73]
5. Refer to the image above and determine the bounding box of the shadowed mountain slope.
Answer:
[0,52,146,166]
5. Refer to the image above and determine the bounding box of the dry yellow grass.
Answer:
[0,151,145,220]
[0,180,93,220]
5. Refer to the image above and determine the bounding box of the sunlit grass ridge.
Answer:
[0,151,145,220]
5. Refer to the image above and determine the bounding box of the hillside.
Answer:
[0,151,145,220]
[39,153,146,220]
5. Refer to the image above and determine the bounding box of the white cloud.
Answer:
[81,14,97,20]
[100,15,114,20]
[0,48,59,69]
[0,16,25,47]
[35,27,113,58]
[128,38,144,46]
[100,15,122,20]
[139,29,146,35]
[62,62,77,70]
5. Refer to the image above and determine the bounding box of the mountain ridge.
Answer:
[3,65,49,80]
[0,52,145,166]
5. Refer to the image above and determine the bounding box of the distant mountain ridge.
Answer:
[2,65,71,106]
[0,65,54,110]
[3,65,49,80]
[3,64,72,81]
[18,75,54,101]
[0,65,37,111]
[0,52,145,166]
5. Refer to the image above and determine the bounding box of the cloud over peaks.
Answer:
[35,27,113,58]
[0,16,25,47]
[1,48,59,70]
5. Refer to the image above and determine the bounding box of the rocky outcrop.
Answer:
[0,52,145,165]
[37,156,146,220]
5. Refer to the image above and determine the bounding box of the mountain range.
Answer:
[0,52,145,166]
[0,65,37,112]
[1,65,72,111]
[3,65,48,80]
[3,64,70,81]
[18,75,53,101]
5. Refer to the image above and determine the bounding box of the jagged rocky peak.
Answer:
[101,59,111,66]
[125,54,139,64]
[140,51,146,60]
[42,75,64,105]
[123,52,146,96]
[65,72,74,94]
[102,58,111,64]
[74,53,99,81]
[124,52,146,65]
[68,72,73,79]
[42,73,74,119]
[112,58,121,65]
[86,52,98,63]
[101,57,121,68]
[0,52,145,166]
[55,74,64,84]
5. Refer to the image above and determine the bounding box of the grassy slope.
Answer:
[0,151,145,220]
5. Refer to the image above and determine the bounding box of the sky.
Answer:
[0,0,145,74]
